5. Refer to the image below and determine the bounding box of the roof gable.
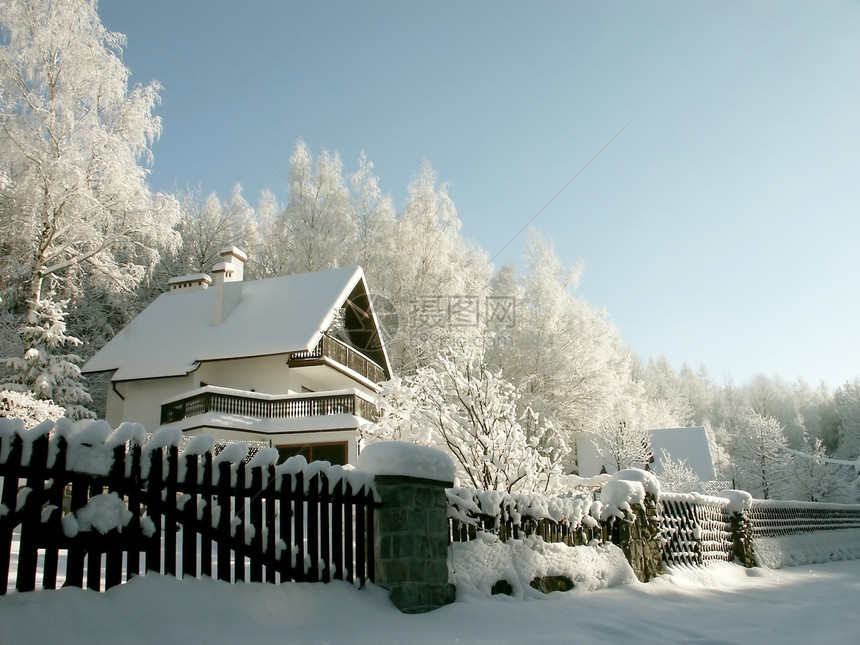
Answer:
[83,266,391,382]
[649,427,716,481]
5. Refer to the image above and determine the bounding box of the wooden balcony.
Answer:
[161,386,378,426]
[289,334,387,384]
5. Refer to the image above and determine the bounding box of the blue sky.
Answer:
[98,1,860,387]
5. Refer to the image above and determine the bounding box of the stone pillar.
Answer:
[356,442,457,614]
[721,490,755,568]
[607,493,664,582]
[730,511,755,568]
[373,475,456,613]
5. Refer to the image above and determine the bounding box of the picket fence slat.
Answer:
[265,465,277,584]
[183,455,199,579]
[200,453,214,579]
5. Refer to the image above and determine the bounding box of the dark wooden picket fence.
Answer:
[0,427,376,594]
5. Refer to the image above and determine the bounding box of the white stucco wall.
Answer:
[108,373,197,431]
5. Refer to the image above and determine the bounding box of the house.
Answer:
[82,247,392,465]
[576,426,716,481]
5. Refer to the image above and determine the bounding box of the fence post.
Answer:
[729,511,755,567]
[605,492,663,582]
[356,442,457,614]
[721,491,755,568]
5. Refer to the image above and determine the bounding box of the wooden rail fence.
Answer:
[659,494,734,566]
[747,500,860,537]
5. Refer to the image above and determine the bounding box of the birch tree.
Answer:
[282,140,355,273]
[733,413,792,499]
[0,0,180,402]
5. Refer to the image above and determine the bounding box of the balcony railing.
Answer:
[161,386,378,426]
[289,334,387,384]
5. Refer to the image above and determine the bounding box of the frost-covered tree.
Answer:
[282,141,355,273]
[0,294,92,419]
[642,356,694,425]
[367,342,568,493]
[733,413,792,499]
[166,185,256,277]
[655,449,702,494]
[788,435,855,502]
[378,162,491,376]
[0,0,180,391]
[350,151,396,278]
[835,379,860,460]
[495,232,647,465]
[590,419,653,473]
[246,189,289,279]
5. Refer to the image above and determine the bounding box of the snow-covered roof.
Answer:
[83,266,390,382]
[649,427,715,481]
[575,426,716,480]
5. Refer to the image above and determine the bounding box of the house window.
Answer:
[277,441,348,465]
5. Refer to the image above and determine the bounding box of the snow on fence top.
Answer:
[0,417,376,496]
[660,491,736,509]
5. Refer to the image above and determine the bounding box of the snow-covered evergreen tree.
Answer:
[0,294,93,419]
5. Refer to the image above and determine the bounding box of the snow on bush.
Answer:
[451,531,636,598]
[0,390,64,429]
[447,486,599,532]
[367,343,568,493]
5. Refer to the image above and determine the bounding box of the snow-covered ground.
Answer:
[2,556,859,644]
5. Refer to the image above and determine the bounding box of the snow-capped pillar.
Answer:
[356,442,457,614]
[722,490,755,568]
[599,470,664,582]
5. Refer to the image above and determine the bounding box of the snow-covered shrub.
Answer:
[0,390,65,428]
[366,342,569,493]
[451,532,636,599]
[655,449,703,494]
